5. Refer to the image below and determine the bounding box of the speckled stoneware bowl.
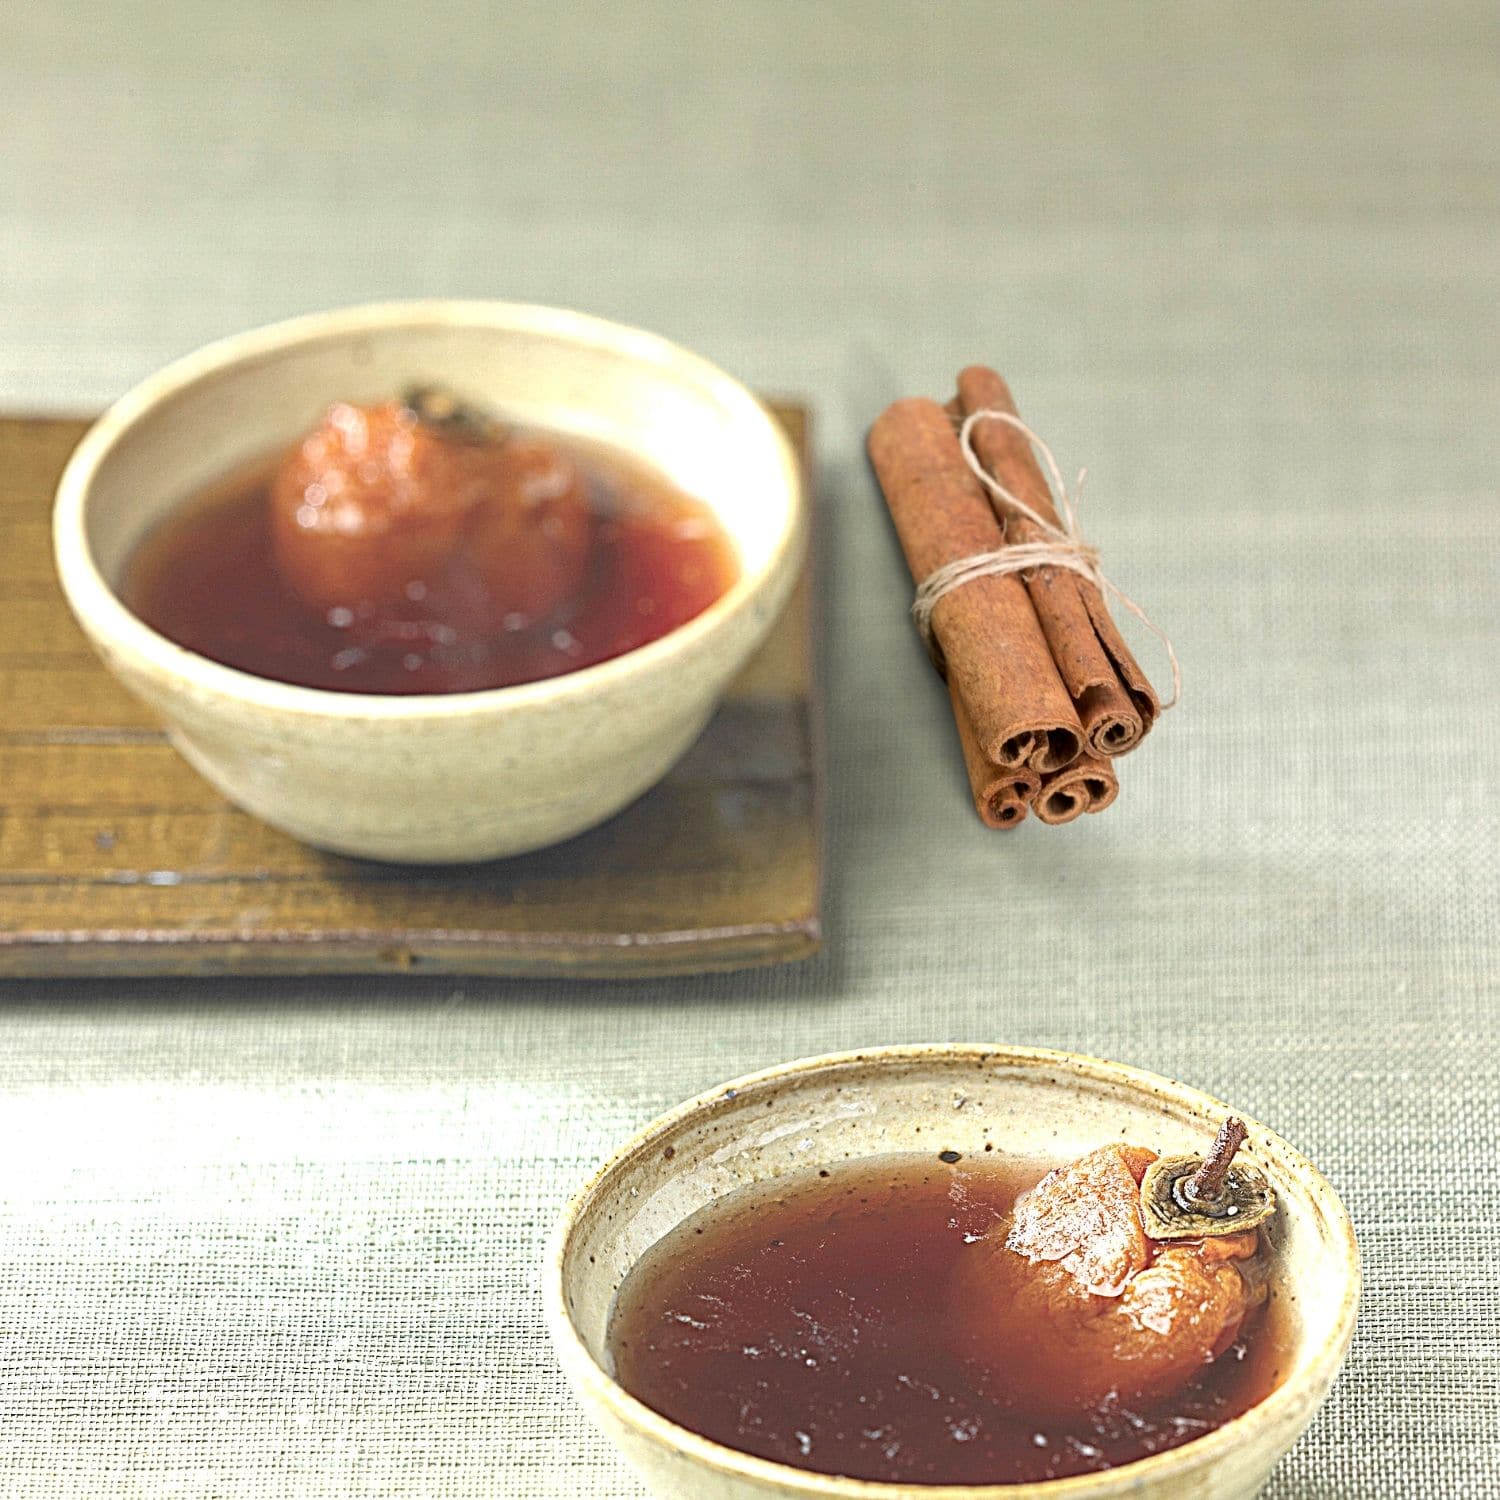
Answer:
[545,1045,1360,1500]
[53,301,805,862]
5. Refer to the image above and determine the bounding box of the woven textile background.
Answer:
[3,2,1497,1495]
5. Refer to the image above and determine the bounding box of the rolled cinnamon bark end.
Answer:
[950,683,1041,828]
[1034,753,1120,826]
[998,724,1081,774]
[868,398,1083,773]
[1078,683,1146,758]
[955,367,1158,753]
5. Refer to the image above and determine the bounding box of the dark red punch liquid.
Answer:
[607,1154,1283,1486]
[122,441,738,696]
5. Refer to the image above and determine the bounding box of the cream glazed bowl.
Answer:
[53,301,805,862]
[545,1044,1360,1500]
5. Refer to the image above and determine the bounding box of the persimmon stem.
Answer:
[401,385,496,441]
[1182,1117,1248,1206]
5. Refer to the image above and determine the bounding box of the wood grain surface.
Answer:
[0,409,820,977]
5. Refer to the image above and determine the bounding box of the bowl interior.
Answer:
[555,1047,1358,1485]
[73,305,797,602]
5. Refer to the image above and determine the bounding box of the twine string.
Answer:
[910,409,1180,710]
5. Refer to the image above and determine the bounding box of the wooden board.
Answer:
[0,410,820,978]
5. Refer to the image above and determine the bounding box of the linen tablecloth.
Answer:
[2,3,1497,1494]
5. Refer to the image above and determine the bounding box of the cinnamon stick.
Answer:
[1033,753,1120,826]
[869,398,1083,773]
[950,682,1041,828]
[955,367,1158,757]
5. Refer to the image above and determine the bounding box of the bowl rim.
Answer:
[51,298,805,721]
[543,1042,1361,1499]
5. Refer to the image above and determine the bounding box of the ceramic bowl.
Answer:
[53,301,805,862]
[545,1044,1360,1500]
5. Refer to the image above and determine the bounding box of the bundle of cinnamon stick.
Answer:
[869,367,1161,829]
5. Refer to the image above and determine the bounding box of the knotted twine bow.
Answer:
[910,409,1181,710]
